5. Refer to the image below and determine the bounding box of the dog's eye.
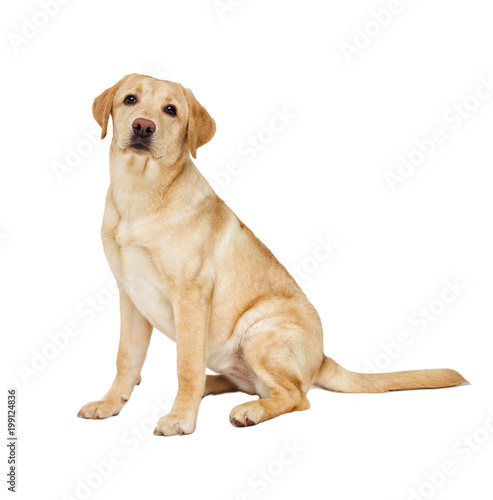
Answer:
[164,105,176,116]
[124,95,137,105]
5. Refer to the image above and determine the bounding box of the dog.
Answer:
[78,74,468,435]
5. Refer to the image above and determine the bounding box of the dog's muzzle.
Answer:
[129,118,156,151]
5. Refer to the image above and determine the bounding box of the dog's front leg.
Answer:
[154,285,210,436]
[78,288,153,419]
[153,286,209,436]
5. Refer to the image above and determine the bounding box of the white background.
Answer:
[2,1,492,499]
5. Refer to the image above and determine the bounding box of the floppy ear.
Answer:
[92,76,129,139]
[184,88,216,158]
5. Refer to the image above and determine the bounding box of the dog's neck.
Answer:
[107,144,213,220]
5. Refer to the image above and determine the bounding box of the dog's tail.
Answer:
[314,356,468,393]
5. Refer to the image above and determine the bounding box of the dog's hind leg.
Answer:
[228,326,312,427]
[204,375,241,396]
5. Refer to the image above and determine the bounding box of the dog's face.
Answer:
[93,74,216,159]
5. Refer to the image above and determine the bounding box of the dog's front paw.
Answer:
[153,411,196,436]
[77,397,126,420]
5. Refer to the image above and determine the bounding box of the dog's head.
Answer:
[93,74,215,159]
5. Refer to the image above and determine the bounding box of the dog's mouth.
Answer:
[123,140,164,159]
[129,142,150,152]
[122,135,163,158]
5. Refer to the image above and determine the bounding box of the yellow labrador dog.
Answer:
[78,74,467,435]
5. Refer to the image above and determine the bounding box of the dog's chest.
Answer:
[108,218,176,340]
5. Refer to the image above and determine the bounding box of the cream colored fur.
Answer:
[78,74,468,435]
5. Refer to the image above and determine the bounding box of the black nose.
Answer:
[132,118,156,139]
